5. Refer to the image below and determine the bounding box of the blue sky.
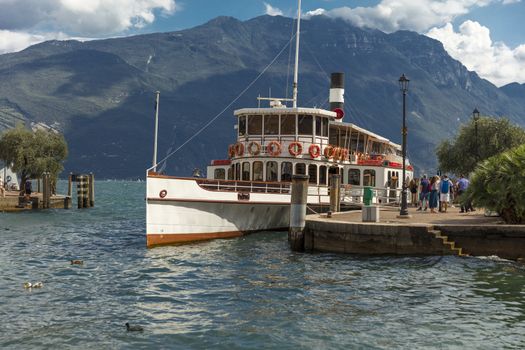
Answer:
[0,0,524,86]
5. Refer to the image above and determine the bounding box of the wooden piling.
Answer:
[77,175,85,209]
[329,174,341,213]
[88,173,95,207]
[42,172,51,209]
[68,173,73,197]
[288,174,309,252]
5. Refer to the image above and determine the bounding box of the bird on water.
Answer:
[125,323,144,332]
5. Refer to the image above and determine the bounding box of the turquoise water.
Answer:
[1,181,525,349]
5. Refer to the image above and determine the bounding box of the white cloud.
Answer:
[0,30,47,54]
[0,0,176,35]
[426,21,525,86]
[264,2,283,16]
[502,0,521,4]
[0,30,92,54]
[305,8,326,17]
[0,0,175,54]
[306,0,494,33]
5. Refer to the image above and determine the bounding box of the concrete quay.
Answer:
[303,207,525,261]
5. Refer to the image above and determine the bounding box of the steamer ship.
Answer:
[146,2,413,247]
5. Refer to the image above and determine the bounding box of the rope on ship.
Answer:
[148,32,298,172]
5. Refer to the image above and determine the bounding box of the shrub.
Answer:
[464,144,525,224]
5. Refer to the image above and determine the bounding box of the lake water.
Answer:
[1,181,524,349]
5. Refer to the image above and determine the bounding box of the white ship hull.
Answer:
[146,175,291,247]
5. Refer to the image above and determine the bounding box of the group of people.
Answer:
[409,174,473,214]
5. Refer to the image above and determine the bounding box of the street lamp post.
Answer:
[472,108,480,162]
[398,74,410,218]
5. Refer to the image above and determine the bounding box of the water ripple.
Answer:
[1,181,525,349]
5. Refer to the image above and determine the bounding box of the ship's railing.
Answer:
[196,179,291,194]
[340,185,407,205]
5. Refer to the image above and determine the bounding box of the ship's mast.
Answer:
[152,91,160,171]
[292,0,301,108]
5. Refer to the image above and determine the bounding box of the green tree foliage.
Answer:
[436,117,525,175]
[464,145,525,224]
[0,125,68,185]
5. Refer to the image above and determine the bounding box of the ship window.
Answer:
[280,114,296,135]
[238,116,246,137]
[253,161,263,181]
[315,117,326,137]
[298,114,313,135]
[248,115,262,135]
[363,169,376,187]
[348,169,360,185]
[242,162,250,181]
[295,163,306,175]
[281,162,292,181]
[266,161,278,182]
[235,163,240,180]
[308,164,317,184]
[228,166,233,180]
[319,165,327,185]
[214,168,225,180]
[264,115,279,135]
[315,117,328,137]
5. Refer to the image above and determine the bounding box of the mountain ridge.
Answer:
[0,14,524,178]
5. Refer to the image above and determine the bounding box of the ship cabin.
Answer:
[207,107,413,193]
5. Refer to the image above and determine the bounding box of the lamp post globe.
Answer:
[398,74,410,218]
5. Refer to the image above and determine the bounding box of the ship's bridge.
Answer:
[233,108,336,157]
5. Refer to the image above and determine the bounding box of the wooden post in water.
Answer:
[44,173,51,209]
[77,175,85,209]
[68,173,73,197]
[88,173,95,207]
[82,175,89,208]
[42,173,47,209]
[330,174,341,213]
[288,175,309,252]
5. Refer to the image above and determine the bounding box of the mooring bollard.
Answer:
[288,174,309,252]
[329,174,341,213]
[88,173,95,207]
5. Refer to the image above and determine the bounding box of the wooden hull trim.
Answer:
[147,227,288,248]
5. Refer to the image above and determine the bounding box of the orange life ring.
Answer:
[228,144,235,158]
[324,145,334,159]
[288,142,303,157]
[234,143,244,157]
[247,141,261,156]
[333,147,342,161]
[341,148,349,161]
[266,141,281,156]
[309,144,321,158]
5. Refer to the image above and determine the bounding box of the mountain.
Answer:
[0,15,524,178]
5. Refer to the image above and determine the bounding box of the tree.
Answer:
[0,125,68,188]
[436,117,525,175]
[464,144,525,224]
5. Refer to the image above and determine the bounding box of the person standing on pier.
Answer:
[439,175,453,213]
[429,176,439,213]
[457,175,474,213]
[417,175,430,211]
[409,178,418,207]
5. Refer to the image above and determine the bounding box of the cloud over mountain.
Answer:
[427,21,525,86]
[0,0,176,53]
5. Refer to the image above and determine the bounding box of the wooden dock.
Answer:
[303,207,525,261]
[0,191,71,212]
